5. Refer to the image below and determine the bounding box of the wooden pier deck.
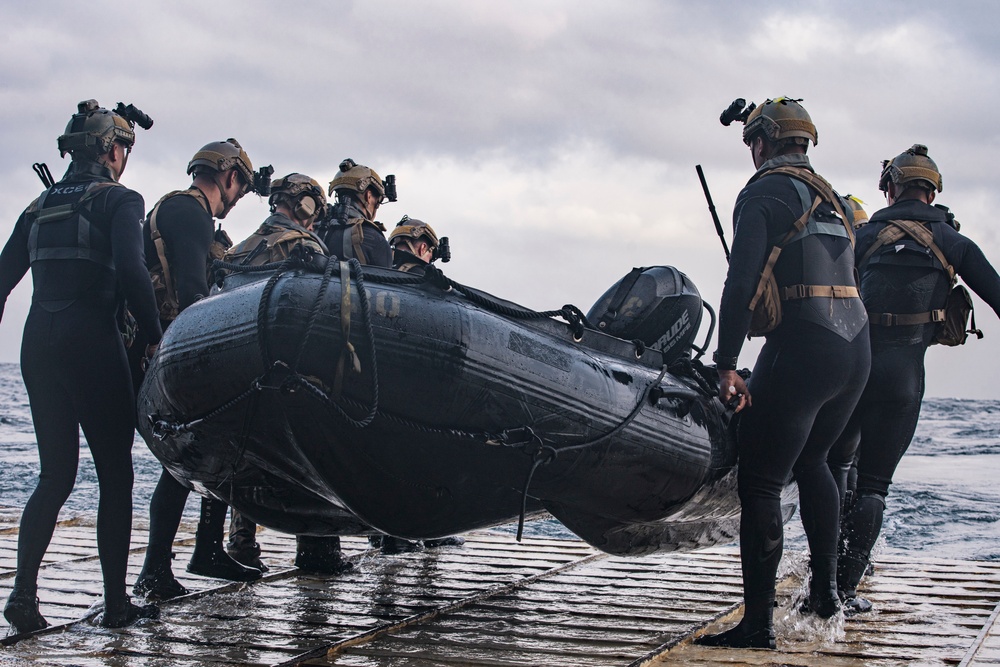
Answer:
[2,506,1000,666]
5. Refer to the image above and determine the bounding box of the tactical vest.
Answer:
[147,188,231,322]
[857,219,981,345]
[24,179,123,269]
[329,218,386,265]
[745,165,865,340]
[224,215,327,268]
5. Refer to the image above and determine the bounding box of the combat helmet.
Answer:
[878,144,943,193]
[57,99,152,158]
[269,173,327,219]
[328,158,396,203]
[187,138,255,189]
[389,215,450,262]
[742,97,817,147]
[389,215,440,250]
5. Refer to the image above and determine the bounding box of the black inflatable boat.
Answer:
[138,257,771,556]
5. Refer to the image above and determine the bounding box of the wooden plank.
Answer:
[2,507,1000,666]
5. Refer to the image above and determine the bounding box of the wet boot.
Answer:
[97,596,160,628]
[227,511,268,573]
[134,553,189,601]
[424,536,465,549]
[4,588,48,634]
[838,552,873,615]
[695,592,776,649]
[799,555,841,619]
[187,498,262,582]
[295,535,353,574]
[380,536,424,555]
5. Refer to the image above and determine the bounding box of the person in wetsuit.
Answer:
[132,139,266,600]
[388,215,448,275]
[221,173,357,575]
[696,97,871,649]
[318,158,394,267]
[0,100,161,630]
[828,145,1000,613]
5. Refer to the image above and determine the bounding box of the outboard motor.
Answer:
[587,266,713,364]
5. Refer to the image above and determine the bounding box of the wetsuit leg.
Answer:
[15,311,82,594]
[74,335,138,605]
[18,305,139,606]
[827,411,862,509]
[840,344,925,593]
[143,467,190,570]
[736,324,869,623]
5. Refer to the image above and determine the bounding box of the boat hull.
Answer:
[138,264,762,555]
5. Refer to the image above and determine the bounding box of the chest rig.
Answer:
[746,165,865,340]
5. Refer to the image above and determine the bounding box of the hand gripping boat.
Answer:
[138,255,764,556]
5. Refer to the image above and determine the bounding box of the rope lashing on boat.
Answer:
[420,264,595,339]
[517,435,557,542]
[666,356,718,398]
[147,364,283,439]
[149,255,382,438]
[257,256,380,430]
[506,365,671,541]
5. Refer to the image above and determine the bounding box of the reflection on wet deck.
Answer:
[1,506,999,666]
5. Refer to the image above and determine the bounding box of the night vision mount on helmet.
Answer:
[187,139,273,196]
[389,215,450,263]
[328,159,397,204]
[57,99,154,159]
[879,144,943,194]
[720,96,817,147]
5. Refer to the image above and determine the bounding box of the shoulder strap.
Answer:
[858,219,955,282]
[747,195,821,311]
[32,181,122,225]
[760,165,854,247]
[148,188,213,313]
[344,219,369,264]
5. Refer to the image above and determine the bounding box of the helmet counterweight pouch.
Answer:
[587,266,704,364]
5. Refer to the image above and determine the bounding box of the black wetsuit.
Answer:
[0,160,161,606]
[715,154,870,632]
[138,190,229,572]
[321,200,391,267]
[828,199,1000,592]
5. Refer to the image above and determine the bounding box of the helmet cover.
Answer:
[57,99,137,158]
[742,97,817,147]
[878,144,942,193]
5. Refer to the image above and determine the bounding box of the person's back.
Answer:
[832,145,1000,613]
[319,158,394,267]
[225,173,328,270]
[700,97,870,650]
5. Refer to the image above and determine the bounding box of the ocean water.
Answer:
[0,362,998,560]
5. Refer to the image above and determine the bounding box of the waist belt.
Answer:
[779,284,859,300]
[867,309,946,326]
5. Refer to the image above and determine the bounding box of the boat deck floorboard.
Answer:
[1,506,999,666]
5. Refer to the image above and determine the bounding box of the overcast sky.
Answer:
[2,1,999,398]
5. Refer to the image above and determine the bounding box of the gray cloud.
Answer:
[1,0,998,397]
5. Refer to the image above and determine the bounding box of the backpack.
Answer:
[858,218,982,346]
